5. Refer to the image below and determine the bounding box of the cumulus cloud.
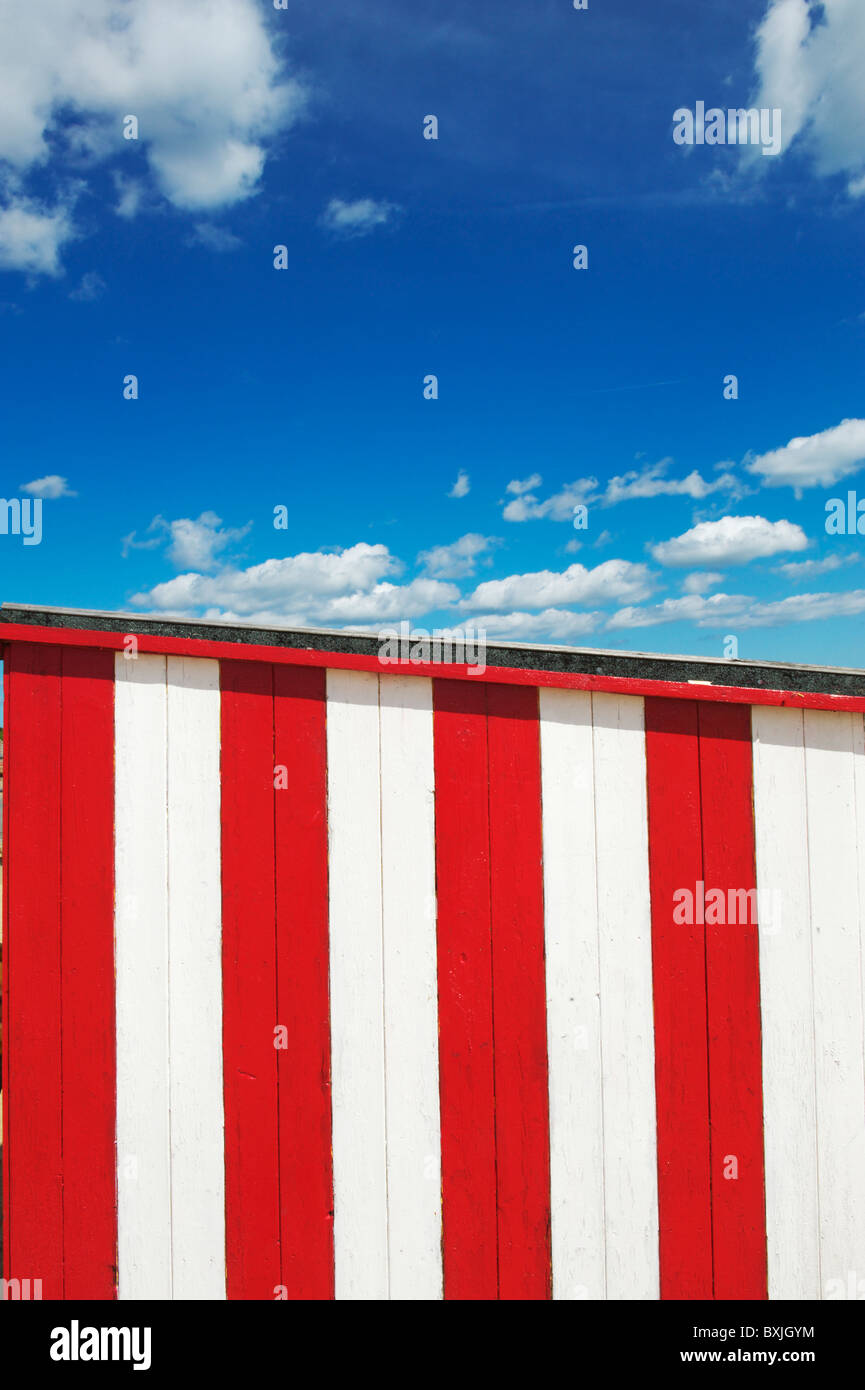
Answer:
[20,474,76,498]
[320,197,398,237]
[505,473,543,496]
[448,470,470,498]
[189,222,242,253]
[502,478,598,522]
[746,418,865,491]
[461,558,654,612]
[602,459,740,505]
[123,511,251,569]
[69,270,106,300]
[130,540,460,626]
[609,587,865,630]
[751,0,865,196]
[417,533,500,580]
[774,553,858,579]
[466,608,601,643]
[0,0,305,273]
[651,515,808,567]
[682,571,725,594]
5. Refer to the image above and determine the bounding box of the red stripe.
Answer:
[221,661,281,1299]
[697,702,767,1299]
[434,679,497,1299]
[645,697,713,1299]
[646,697,768,1300]
[221,661,333,1300]
[59,647,117,1299]
[486,684,551,1300]
[2,621,862,713]
[273,664,333,1299]
[434,680,551,1300]
[4,644,64,1296]
[1,639,10,1282]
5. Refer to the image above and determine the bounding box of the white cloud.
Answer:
[602,459,741,505]
[775,553,857,579]
[20,474,76,498]
[651,515,808,567]
[320,197,397,237]
[751,0,865,196]
[505,473,543,496]
[0,197,75,276]
[502,477,598,522]
[0,0,305,272]
[189,222,242,253]
[682,570,725,594]
[746,418,865,491]
[417,533,500,580]
[126,511,251,570]
[467,608,601,643]
[609,587,865,630]
[448,470,470,498]
[462,558,654,612]
[69,270,106,300]
[608,593,748,630]
[130,540,460,626]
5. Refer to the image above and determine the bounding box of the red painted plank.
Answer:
[645,697,713,1299]
[2,645,11,1283]
[60,647,117,1299]
[486,684,552,1300]
[433,679,498,1300]
[273,664,334,1299]
[1,621,862,713]
[5,643,64,1297]
[220,660,282,1299]
[697,702,768,1300]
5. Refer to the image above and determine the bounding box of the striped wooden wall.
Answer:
[3,640,865,1300]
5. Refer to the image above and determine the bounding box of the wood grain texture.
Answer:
[115,652,172,1300]
[645,697,713,1299]
[165,656,225,1300]
[752,706,819,1299]
[697,701,767,1300]
[273,663,333,1299]
[326,668,388,1300]
[59,646,117,1299]
[433,679,497,1300]
[220,660,280,1300]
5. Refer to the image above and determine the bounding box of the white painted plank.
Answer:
[378,675,442,1300]
[115,652,172,1300]
[539,687,606,1300]
[804,710,865,1297]
[165,657,226,1300]
[591,692,659,1300]
[751,705,819,1300]
[326,669,388,1299]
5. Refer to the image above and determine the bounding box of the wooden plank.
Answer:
[115,651,172,1299]
[591,692,659,1299]
[220,660,280,1300]
[697,702,767,1299]
[433,679,497,1300]
[804,710,865,1295]
[273,663,334,1299]
[751,705,819,1299]
[539,687,606,1300]
[379,675,442,1300]
[326,668,388,1299]
[5,619,865,715]
[486,683,551,1300]
[60,646,117,1299]
[645,697,713,1298]
[1,635,11,1283]
[165,656,225,1300]
[4,644,63,1296]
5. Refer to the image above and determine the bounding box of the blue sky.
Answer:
[1,0,865,667]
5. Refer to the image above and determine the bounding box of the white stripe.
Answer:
[540,689,658,1300]
[752,706,819,1299]
[115,652,225,1300]
[326,669,388,1299]
[379,675,442,1299]
[115,653,172,1300]
[165,657,225,1300]
[591,693,658,1299]
[804,710,865,1297]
